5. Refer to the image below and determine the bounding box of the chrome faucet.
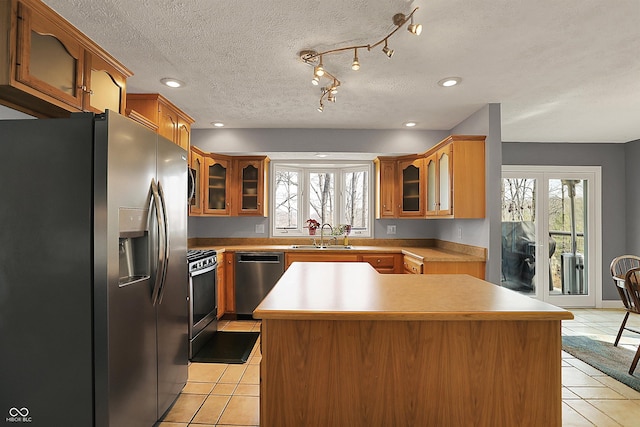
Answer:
[319,223,333,247]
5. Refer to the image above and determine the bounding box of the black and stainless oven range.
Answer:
[187,249,218,359]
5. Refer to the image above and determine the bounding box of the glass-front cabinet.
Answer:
[398,156,425,217]
[425,145,453,216]
[204,155,231,215]
[2,0,131,117]
[234,158,267,216]
[16,2,84,110]
[189,147,205,215]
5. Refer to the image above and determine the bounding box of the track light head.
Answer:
[351,49,360,71]
[314,55,325,77]
[408,16,422,35]
[317,102,324,112]
[311,75,320,85]
[382,39,394,58]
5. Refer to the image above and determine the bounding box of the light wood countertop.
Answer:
[253,262,573,321]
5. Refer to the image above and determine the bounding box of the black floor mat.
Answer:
[191,331,259,364]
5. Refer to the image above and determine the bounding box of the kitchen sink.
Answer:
[290,244,353,250]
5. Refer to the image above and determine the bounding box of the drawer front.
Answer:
[403,256,423,274]
[361,254,396,269]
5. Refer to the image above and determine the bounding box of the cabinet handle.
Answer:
[79,85,94,95]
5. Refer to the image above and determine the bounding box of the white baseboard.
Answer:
[600,300,624,309]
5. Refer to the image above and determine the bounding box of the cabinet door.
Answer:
[217,256,226,318]
[83,52,126,114]
[403,255,424,274]
[235,159,265,216]
[224,252,235,313]
[204,156,231,215]
[189,149,204,215]
[436,145,453,216]
[398,157,425,217]
[177,118,190,152]
[158,101,179,144]
[425,153,438,216]
[376,159,397,218]
[16,3,84,109]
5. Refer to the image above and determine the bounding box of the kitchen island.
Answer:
[253,262,573,427]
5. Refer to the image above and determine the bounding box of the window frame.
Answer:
[270,161,374,238]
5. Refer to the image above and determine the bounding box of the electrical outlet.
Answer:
[255,224,265,234]
[387,225,396,235]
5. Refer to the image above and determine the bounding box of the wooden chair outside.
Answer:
[610,256,640,374]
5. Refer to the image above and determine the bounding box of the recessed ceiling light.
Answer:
[160,78,185,88]
[212,122,225,128]
[403,122,417,127]
[315,153,329,158]
[437,77,461,87]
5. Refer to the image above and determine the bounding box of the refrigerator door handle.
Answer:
[151,178,167,306]
[156,180,171,304]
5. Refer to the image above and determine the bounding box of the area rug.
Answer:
[562,335,640,392]
[191,331,259,364]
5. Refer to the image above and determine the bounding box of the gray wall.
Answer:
[502,141,627,300]
[625,140,640,254]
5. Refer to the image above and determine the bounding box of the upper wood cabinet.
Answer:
[189,146,205,215]
[190,150,270,217]
[374,157,397,219]
[0,0,131,117]
[233,156,269,217]
[203,154,232,216]
[424,135,485,218]
[397,155,425,217]
[375,135,485,219]
[125,93,194,151]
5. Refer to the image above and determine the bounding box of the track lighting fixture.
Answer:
[299,7,420,111]
[382,39,394,58]
[313,55,325,77]
[351,49,360,71]
[408,15,422,35]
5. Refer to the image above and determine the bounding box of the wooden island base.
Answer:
[255,263,572,427]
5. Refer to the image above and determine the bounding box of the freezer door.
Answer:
[155,136,189,418]
[94,111,159,427]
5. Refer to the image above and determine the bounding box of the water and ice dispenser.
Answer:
[118,207,150,286]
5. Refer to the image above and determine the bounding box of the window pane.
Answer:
[309,172,334,224]
[275,169,299,229]
[344,170,368,229]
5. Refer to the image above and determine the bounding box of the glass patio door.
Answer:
[501,166,600,307]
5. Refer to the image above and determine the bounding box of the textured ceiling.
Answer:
[35,0,640,142]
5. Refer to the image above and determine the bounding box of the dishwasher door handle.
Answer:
[238,254,282,263]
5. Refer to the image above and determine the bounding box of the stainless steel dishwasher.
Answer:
[235,252,285,316]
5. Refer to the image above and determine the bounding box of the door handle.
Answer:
[150,179,166,306]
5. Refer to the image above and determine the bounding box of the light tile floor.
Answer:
[158,309,640,426]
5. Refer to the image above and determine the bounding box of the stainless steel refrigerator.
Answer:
[0,111,189,426]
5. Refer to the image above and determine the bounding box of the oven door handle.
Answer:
[190,263,217,276]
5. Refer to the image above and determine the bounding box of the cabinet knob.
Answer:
[377,259,381,263]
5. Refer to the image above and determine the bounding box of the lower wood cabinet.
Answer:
[424,261,486,279]
[216,252,226,319]
[224,252,235,314]
[285,253,360,270]
[361,254,403,274]
[403,255,424,274]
